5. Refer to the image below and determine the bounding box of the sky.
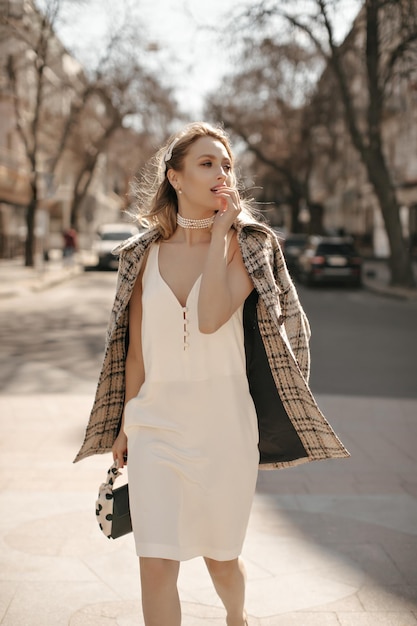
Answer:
[56,0,255,118]
[55,0,360,119]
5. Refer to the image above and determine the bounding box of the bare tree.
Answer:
[206,37,321,232]
[3,0,69,266]
[2,0,179,264]
[240,0,417,287]
[65,65,177,229]
[61,2,179,228]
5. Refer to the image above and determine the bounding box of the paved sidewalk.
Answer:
[0,256,80,299]
[0,250,93,299]
[0,392,416,625]
[362,259,417,300]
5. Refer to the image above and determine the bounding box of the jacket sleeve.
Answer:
[272,237,311,382]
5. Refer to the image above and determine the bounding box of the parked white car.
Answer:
[93,223,140,270]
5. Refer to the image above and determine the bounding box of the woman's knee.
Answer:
[140,557,179,588]
[204,557,239,580]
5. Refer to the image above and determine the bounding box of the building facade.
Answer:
[307,5,417,257]
[0,0,129,258]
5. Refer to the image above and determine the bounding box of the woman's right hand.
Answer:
[112,431,128,468]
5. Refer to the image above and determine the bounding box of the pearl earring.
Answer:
[177,188,182,195]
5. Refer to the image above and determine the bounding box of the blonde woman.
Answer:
[75,122,349,626]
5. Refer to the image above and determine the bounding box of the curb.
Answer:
[32,265,83,292]
[363,280,417,301]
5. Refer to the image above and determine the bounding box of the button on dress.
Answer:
[124,242,259,561]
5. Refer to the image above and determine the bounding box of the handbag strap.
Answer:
[105,460,122,488]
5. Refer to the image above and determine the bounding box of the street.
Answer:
[300,284,417,399]
[1,272,416,398]
[0,272,416,625]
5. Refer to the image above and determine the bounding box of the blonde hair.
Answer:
[132,122,258,239]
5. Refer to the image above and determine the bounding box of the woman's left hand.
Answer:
[212,187,242,235]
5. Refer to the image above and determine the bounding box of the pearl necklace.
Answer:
[176,213,215,229]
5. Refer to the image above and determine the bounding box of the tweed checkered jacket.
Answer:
[74,220,349,468]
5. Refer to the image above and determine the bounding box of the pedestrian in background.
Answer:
[75,122,349,626]
[62,227,77,265]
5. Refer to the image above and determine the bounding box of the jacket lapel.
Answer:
[106,228,160,341]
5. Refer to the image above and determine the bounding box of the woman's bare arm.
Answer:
[198,229,253,334]
[112,270,145,467]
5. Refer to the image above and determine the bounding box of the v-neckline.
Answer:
[157,244,202,309]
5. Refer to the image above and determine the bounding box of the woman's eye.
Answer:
[224,164,232,172]
[202,161,212,167]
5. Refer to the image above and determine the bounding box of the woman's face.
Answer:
[171,136,234,214]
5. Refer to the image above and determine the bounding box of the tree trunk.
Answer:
[363,0,415,287]
[69,159,99,230]
[25,180,37,267]
[364,146,414,286]
[69,117,121,229]
[318,0,416,288]
[289,201,301,234]
[308,202,325,235]
[69,185,84,231]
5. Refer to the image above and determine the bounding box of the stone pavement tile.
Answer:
[402,476,417,498]
[275,493,417,536]
[257,465,359,496]
[247,493,303,535]
[358,584,417,612]
[307,593,365,612]
[256,471,311,494]
[273,395,417,498]
[353,474,413,495]
[0,547,99,584]
[0,582,18,622]
[69,600,144,626]
[241,526,362,617]
[259,613,341,625]
[0,492,113,553]
[337,613,417,626]
[82,544,144,600]
[336,543,408,585]
[69,599,231,626]
[253,493,417,542]
[1,392,417,624]
[177,557,226,604]
[246,571,358,617]
[383,541,417,585]
[0,581,119,626]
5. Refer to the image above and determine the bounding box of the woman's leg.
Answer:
[204,557,248,626]
[139,557,181,626]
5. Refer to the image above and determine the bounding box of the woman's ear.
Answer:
[166,170,177,189]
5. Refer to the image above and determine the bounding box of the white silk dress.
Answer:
[124,242,259,561]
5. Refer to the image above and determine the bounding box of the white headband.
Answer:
[164,137,180,165]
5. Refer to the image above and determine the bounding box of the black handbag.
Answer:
[95,461,132,539]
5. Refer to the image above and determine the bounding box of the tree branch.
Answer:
[383,32,417,89]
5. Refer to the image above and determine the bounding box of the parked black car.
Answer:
[296,236,362,287]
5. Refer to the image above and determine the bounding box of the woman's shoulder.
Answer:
[237,219,284,247]
[114,226,160,255]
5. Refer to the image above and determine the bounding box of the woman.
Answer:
[75,122,349,626]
